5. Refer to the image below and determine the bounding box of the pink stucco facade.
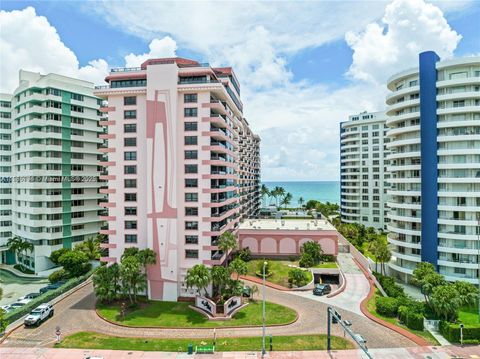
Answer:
[94,58,260,301]
[238,229,339,256]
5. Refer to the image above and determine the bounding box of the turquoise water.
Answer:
[261,181,340,206]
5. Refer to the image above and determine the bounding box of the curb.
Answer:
[0,278,93,344]
[239,275,291,291]
[353,258,430,347]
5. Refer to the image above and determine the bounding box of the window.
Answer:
[124,124,136,133]
[124,165,137,174]
[185,179,198,188]
[71,200,84,207]
[184,122,198,131]
[111,79,146,88]
[185,221,198,230]
[185,136,197,145]
[71,164,83,171]
[124,138,137,146]
[71,93,84,101]
[125,193,137,202]
[453,100,465,108]
[409,80,418,87]
[125,207,137,215]
[71,105,84,113]
[185,249,199,259]
[125,234,137,243]
[184,108,198,117]
[71,188,84,195]
[185,150,198,159]
[124,179,137,188]
[185,164,198,173]
[72,153,83,159]
[185,193,198,202]
[184,94,198,103]
[47,88,61,96]
[124,151,137,161]
[185,207,198,216]
[124,96,137,105]
[125,221,137,229]
[72,129,84,136]
[124,110,137,119]
[185,235,198,244]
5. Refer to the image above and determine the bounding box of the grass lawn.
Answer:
[459,303,479,325]
[312,262,338,269]
[57,331,354,352]
[97,300,297,328]
[366,291,439,345]
[245,260,312,287]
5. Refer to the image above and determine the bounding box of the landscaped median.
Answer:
[96,299,297,328]
[56,331,354,352]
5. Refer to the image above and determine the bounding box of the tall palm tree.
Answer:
[260,184,270,207]
[298,197,305,209]
[185,264,211,297]
[281,192,292,209]
[7,236,22,265]
[138,249,157,296]
[277,187,286,207]
[75,237,101,260]
[19,239,34,269]
[217,231,237,260]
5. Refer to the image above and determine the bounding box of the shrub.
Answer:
[59,251,91,277]
[299,252,315,268]
[405,311,424,330]
[288,268,309,287]
[236,247,252,262]
[378,275,405,298]
[50,248,70,265]
[321,254,336,263]
[300,241,323,264]
[439,321,480,343]
[48,269,69,283]
[375,296,399,317]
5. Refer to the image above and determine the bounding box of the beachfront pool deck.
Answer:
[240,218,336,231]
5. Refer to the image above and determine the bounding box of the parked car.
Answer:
[18,293,41,300]
[15,298,33,304]
[24,303,54,327]
[39,281,66,294]
[242,286,252,298]
[313,283,332,296]
[9,300,29,309]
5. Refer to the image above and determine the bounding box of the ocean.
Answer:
[261,181,340,206]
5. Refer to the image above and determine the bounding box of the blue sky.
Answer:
[1,0,479,180]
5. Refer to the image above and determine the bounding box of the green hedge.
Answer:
[4,269,94,325]
[376,296,398,317]
[439,321,480,343]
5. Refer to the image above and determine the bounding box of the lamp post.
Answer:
[262,261,267,357]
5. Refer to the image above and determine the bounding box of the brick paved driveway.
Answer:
[2,277,415,349]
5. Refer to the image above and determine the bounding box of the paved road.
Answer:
[292,253,369,316]
[2,345,480,359]
[2,277,415,349]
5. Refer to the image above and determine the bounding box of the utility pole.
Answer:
[262,261,267,357]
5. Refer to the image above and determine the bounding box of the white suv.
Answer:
[24,303,54,327]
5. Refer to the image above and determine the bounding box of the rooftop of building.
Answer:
[239,218,336,231]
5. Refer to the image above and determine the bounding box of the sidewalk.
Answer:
[2,345,480,359]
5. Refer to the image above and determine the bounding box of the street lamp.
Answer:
[262,261,267,357]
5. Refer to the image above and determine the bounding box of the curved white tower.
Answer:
[386,52,480,283]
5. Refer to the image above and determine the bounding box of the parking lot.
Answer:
[0,268,48,307]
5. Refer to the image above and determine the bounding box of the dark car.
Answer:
[39,281,66,294]
[313,284,332,296]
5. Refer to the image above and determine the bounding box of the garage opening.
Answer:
[314,273,340,285]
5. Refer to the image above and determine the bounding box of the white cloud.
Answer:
[0,7,109,92]
[345,0,462,84]
[124,37,177,68]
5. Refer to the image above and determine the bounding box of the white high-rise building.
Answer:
[0,70,105,273]
[386,52,480,284]
[340,111,391,230]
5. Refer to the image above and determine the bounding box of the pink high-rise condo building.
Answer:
[94,58,260,301]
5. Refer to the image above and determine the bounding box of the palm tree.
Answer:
[276,187,286,207]
[7,236,22,265]
[93,265,116,303]
[185,264,211,297]
[271,186,285,208]
[281,192,292,209]
[19,239,34,270]
[210,265,230,296]
[260,185,270,207]
[377,243,391,275]
[120,255,146,304]
[75,237,101,260]
[138,249,157,296]
[228,258,248,281]
[298,197,304,209]
[217,231,237,260]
